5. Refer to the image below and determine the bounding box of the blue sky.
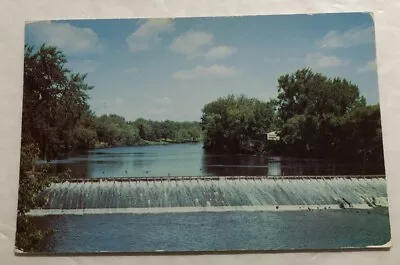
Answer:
[25,13,379,122]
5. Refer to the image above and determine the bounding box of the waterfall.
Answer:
[35,176,387,213]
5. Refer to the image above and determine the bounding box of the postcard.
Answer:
[15,12,391,254]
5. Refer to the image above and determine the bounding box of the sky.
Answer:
[25,13,379,122]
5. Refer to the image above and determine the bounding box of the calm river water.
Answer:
[45,143,384,178]
[32,209,390,253]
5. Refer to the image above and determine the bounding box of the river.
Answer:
[28,143,390,253]
[32,209,390,253]
[45,143,384,178]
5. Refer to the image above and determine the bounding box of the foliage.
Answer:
[17,44,89,251]
[335,104,384,162]
[276,68,365,121]
[22,44,96,161]
[95,115,202,148]
[200,68,384,163]
[200,94,276,154]
[275,68,382,160]
[16,143,71,252]
[16,144,48,252]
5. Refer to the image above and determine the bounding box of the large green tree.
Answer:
[17,44,96,251]
[336,104,384,162]
[276,68,382,160]
[201,94,276,154]
[276,68,365,121]
[22,44,96,161]
[95,114,142,147]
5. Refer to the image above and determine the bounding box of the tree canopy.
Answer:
[200,68,384,163]
[201,94,277,154]
[276,68,365,121]
[275,68,382,160]
[95,115,202,148]
[22,44,97,161]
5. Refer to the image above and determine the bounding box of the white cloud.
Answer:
[173,64,237,80]
[304,52,350,69]
[67,60,97,73]
[155,96,171,105]
[170,31,213,59]
[170,30,236,61]
[124,67,139,74]
[28,21,103,55]
[205,45,237,60]
[126,18,174,52]
[357,60,376,73]
[316,26,374,49]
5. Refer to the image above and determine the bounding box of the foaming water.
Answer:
[37,177,387,211]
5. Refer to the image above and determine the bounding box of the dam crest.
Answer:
[28,175,388,216]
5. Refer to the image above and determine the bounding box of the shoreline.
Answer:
[93,139,202,150]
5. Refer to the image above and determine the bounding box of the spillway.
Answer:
[28,175,388,216]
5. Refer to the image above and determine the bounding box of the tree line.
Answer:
[94,115,202,149]
[201,68,384,163]
[200,95,278,154]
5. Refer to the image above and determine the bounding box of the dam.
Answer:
[24,146,391,252]
[28,175,388,216]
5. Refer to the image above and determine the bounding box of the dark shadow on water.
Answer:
[201,153,385,177]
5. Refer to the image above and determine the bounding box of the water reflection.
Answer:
[268,157,281,176]
[201,153,384,176]
[42,143,385,178]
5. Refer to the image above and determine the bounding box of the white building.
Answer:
[267,131,280,141]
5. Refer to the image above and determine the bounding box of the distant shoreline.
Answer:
[93,139,202,149]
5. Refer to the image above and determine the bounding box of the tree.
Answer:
[276,68,368,157]
[22,44,95,160]
[338,104,384,162]
[16,143,71,251]
[275,68,383,161]
[134,118,154,141]
[201,94,276,154]
[276,68,365,121]
[17,44,94,251]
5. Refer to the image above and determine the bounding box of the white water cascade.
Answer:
[28,176,388,216]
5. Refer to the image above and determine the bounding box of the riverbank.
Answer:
[94,139,202,149]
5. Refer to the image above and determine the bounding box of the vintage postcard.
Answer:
[16,12,391,254]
